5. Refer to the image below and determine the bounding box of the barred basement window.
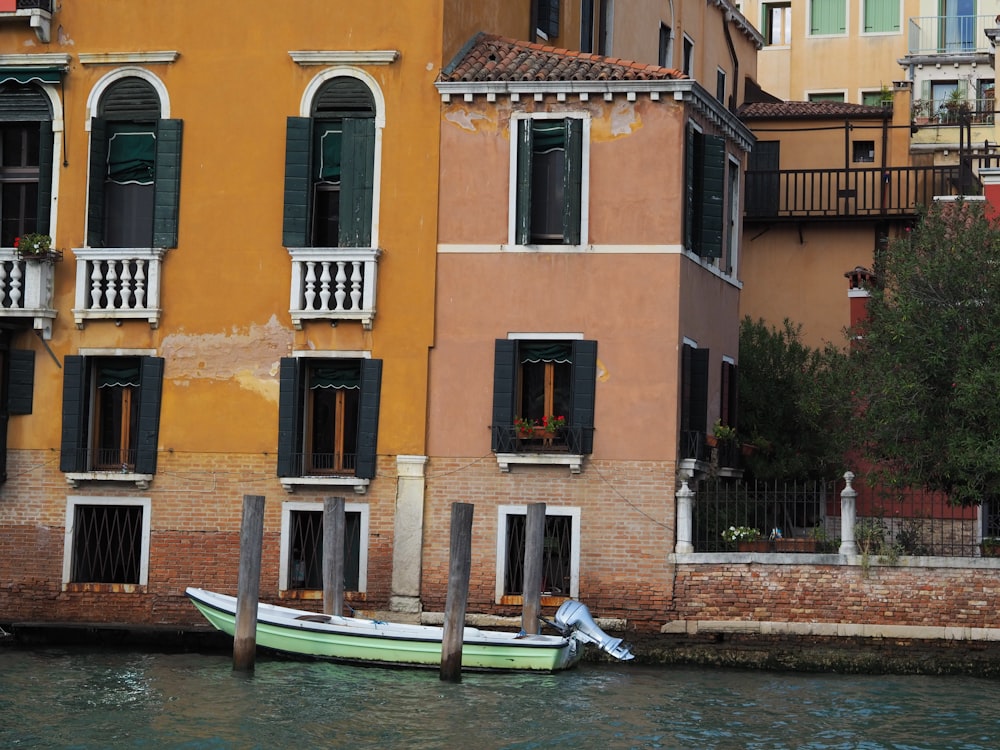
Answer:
[496,505,580,603]
[64,497,151,587]
[280,501,369,593]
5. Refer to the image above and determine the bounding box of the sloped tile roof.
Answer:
[439,32,685,83]
[739,100,891,120]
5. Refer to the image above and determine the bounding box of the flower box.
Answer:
[737,540,772,553]
[774,538,818,553]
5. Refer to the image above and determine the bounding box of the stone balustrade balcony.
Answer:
[0,248,57,339]
[72,248,165,329]
[288,247,381,330]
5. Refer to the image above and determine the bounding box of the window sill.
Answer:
[280,476,370,494]
[65,472,153,490]
[495,452,584,474]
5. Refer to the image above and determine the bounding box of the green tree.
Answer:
[852,199,1000,505]
[738,316,853,480]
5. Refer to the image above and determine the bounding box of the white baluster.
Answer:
[105,261,119,310]
[7,262,20,309]
[303,261,317,311]
[350,261,363,311]
[319,261,332,312]
[120,261,133,310]
[90,261,104,309]
[134,260,146,309]
[334,261,347,311]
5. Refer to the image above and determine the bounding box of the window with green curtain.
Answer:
[810,0,846,34]
[107,128,155,185]
[864,0,899,32]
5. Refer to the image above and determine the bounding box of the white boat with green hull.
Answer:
[186,587,633,673]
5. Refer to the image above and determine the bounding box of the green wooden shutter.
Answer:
[60,355,88,472]
[562,118,583,245]
[36,121,53,235]
[282,117,312,247]
[339,117,375,247]
[864,0,899,32]
[684,124,695,251]
[515,120,533,245]
[811,0,846,34]
[86,119,107,247]
[277,357,303,477]
[134,356,164,474]
[690,348,710,438]
[7,349,34,415]
[700,134,725,259]
[491,339,518,452]
[570,339,597,455]
[355,358,382,479]
[152,119,182,248]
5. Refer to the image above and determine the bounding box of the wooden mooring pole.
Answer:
[440,502,474,683]
[522,502,546,635]
[323,496,346,617]
[233,494,265,672]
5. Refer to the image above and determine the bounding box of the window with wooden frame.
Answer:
[277,357,382,479]
[0,81,53,246]
[283,77,375,249]
[59,355,164,475]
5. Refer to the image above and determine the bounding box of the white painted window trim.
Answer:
[507,111,591,250]
[806,89,849,102]
[726,153,741,279]
[495,504,581,604]
[300,68,386,250]
[278,500,370,593]
[62,495,152,588]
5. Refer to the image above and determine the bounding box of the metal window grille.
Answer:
[288,510,361,591]
[70,504,142,584]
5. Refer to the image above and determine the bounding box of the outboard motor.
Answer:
[553,600,634,661]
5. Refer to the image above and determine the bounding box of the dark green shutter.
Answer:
[60,355,88,472]
[86,119,107,247]
[340,117,375,247]
[570,339,597,454]
[354,358,382,479]
[282,117,312,247]
[134,356,164,474]
[515,120,533,245]
[689,348,710,438]
[152,119,183,248]
[491,339,518,452]
[700,134,725,258]
[277,357,303,477]
[684,124,695,251]
[7,349,34,415]
[563,118,583,245]
[36,121,53,234]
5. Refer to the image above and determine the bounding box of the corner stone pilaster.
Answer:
[389,455,428,614]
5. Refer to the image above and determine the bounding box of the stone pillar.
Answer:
[390,455,428,614]
[675,477,695,554]
[839,470,858,556]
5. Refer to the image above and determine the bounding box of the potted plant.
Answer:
[514,417,537,439]
[707,419,737,448]
[541,414,565,435]
[722,525,769,552]
[14,233,61,263]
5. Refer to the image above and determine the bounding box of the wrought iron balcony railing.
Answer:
[744,165,970,221]
[492,424,591,454]
[911,97,995,125]
[907,15,995,56]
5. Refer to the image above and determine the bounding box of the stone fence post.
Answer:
[839,470,858,555]
[675,477,695,554]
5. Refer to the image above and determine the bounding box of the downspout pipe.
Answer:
[723,11,739,112]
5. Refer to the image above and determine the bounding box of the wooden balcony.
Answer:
[744,165,971,222]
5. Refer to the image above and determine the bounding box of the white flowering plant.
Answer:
[721,525,762,543]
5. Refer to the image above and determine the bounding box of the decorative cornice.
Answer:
[289,50,399,66]
[0,52,70,68]
[78,52,179,65]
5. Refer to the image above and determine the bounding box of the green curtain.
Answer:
[318,124,343,182]
[98,364,140,388]
[520,341,572,364]
[310,361,361,389]
[108,131,155,184]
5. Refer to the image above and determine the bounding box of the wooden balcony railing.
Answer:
[744,165,970,221]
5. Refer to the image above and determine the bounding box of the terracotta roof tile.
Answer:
[739,100,891,120]
[440,32,685,84]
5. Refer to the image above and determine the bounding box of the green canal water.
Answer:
[1,646,998,749]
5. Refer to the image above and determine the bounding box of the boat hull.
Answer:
[186,588,581,673]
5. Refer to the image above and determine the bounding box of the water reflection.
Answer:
[1,648,998,749]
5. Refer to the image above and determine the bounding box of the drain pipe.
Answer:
[722,9,739,112]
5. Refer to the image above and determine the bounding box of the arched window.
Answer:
[283,77,376,248]
[87,76,182,249]
[0,81,53,246]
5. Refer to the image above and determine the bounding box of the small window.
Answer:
[853,140,876,163]
[59,355,164,475]
[716,69,727,104]
[863,0,899,33]
[536,0,560,40]
[682,36,694,76]
[658,23,672,67]
[513,117,584,246]
[63,497,151,587]
[762,2,792,45]
[680,342,710,460]
[581,0,595,52]
[281,502,369,593]
[496,505,580,603]
[809,0,846,35]
[808,92,846,103]
[277,357,382,480]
